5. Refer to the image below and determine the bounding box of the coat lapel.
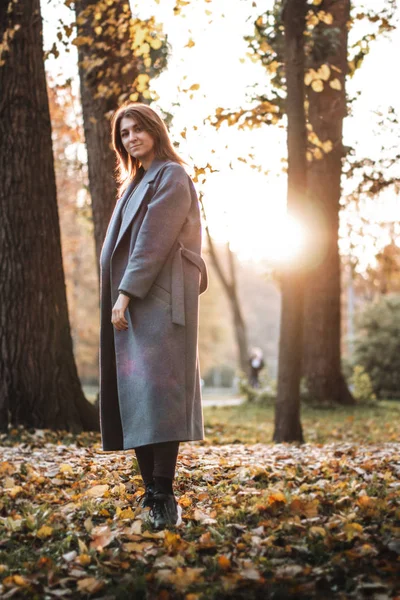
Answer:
[100,178,137,265]
[113,158,171,253]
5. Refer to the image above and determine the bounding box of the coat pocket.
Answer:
[149,282,171,306]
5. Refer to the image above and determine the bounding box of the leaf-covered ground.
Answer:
[0,403,399,599]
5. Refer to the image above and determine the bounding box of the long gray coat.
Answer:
[99,159,208,451]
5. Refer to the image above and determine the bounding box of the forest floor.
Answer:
[0,402,399,599]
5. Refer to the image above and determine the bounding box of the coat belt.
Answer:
[171,242,208,326]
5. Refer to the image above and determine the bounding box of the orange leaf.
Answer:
[218,555,231,570]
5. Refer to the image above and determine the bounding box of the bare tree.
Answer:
[199,196,250,377]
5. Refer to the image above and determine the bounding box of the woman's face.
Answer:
[120,116,155,167]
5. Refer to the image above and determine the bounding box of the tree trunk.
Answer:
[303,0,355,406]
[75,1,167,275]
[0,0,98,432]
[273,0,307,444]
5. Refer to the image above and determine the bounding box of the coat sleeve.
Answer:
[118,163,191,299]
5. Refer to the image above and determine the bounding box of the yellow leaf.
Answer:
[12,574,28,586]
[330,78,342,90]
[117,507,135,520]
[95,26,102,35]
[189,83,200,91]
[344,522,363,540]
[150,38,162,50]
[304,71,313,86]
[318,64,330,81]
[307,13,319,26]
[178,494,192,507]
[72,35,92,47]
[304,68,318,85]
[136,73,149,85]
[180,130,187,139]
[314,148,323,160]
[311,79,324,92]
[318,10,334,24]
[309,526,327,537]
[135,42,150,56]
[309,131,321,146]
[306,151,313,162]
[8,486,23,497]
[59,463,73,474]
[129,92,139,101]
[37,525,53,538]
[313,0,323,4]
[185,38,195,48]
[321,139,333,153]
[268,492,286,504]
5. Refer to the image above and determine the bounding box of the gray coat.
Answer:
[99,159,208,450]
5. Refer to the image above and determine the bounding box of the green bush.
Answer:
[350,365,377,405]
[353,294,400,399]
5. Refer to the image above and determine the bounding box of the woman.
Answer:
[99,103,208,530]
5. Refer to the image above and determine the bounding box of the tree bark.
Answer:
[75,0,167,275]
[200,198,250,376]
[273,0,307,443]
[303,0,355,406]
[0,0,99,432]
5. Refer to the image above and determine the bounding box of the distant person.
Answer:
[249,348,265,388]
[99,103,208,530]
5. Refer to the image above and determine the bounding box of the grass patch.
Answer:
[203,400,400,444]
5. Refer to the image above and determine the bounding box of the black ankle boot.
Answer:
[149,491,181,529]
[136,481,155,509]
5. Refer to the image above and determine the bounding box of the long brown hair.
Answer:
[111,103,185,197]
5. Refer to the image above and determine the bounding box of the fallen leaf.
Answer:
[84,484,109,498]
[217,555,231,570]
[37,525,53,538]
[90,525,115,550]
[77,577,105,594]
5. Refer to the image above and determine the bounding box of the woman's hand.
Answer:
[112,293,130,330]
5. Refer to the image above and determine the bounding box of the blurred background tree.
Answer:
[353,294,400,399]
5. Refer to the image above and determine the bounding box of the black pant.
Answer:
[134,441,180,487]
